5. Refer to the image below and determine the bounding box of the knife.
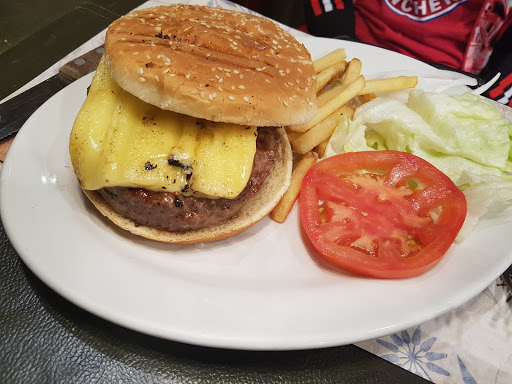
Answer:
[0,46,104,141]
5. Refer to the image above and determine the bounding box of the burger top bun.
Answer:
[104,4,317,126]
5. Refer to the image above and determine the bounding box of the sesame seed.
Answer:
[265,79,271,83]
[200,91,205,99]
[209,94,213,100]
[139,77,146,82]
[238,85,245,89]
[229,96,235,101]
[186,74,191,79]
[212,67,216,72]
[284,101,289,107]
[133,52,139,55]
[155,75,160,82]
[139,68,144,75]
[243,96,250,103]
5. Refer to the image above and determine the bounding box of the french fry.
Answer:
[359,76,418,95]
[285,129,302,142]
[317,84,345,107]
[314,139,329,158]
[313,48,347,73]
[316,61,347,93]
[291,106,354,154]
[358,93,377,104]
[289,75,365,132]
[340,58,362,85]
[270,151,319,223]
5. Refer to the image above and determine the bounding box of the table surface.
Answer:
[0,1,428,383]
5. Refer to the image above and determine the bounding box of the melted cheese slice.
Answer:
[69,56,257,198]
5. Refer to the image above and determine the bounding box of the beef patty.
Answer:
[98,127,281,231]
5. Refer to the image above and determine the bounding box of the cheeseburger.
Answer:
[69,4,317,243]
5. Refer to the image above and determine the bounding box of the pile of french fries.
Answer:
[270,48,418,223]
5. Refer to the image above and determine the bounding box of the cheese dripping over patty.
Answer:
[69,56,257,199]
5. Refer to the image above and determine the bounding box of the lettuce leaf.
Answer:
[324,90,512,239]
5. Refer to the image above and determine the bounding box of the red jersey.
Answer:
[353,0,511,73]
[305,0,512,104]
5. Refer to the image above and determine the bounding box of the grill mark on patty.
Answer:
[98,126,280,231]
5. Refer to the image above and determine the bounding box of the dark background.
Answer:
[0,0,303,101]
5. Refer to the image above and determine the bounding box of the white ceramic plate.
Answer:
[1,38,511,351]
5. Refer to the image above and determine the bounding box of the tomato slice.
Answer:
[300,151,467,279]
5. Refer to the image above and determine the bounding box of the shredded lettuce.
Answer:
[323,90,512,240]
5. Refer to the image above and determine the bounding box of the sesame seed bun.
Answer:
[104,4,317,126]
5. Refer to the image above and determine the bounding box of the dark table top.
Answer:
[0,1,429,383]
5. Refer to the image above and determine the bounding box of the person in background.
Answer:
[304,0,512,105]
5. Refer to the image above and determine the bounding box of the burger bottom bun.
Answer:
[82,127,293,244]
